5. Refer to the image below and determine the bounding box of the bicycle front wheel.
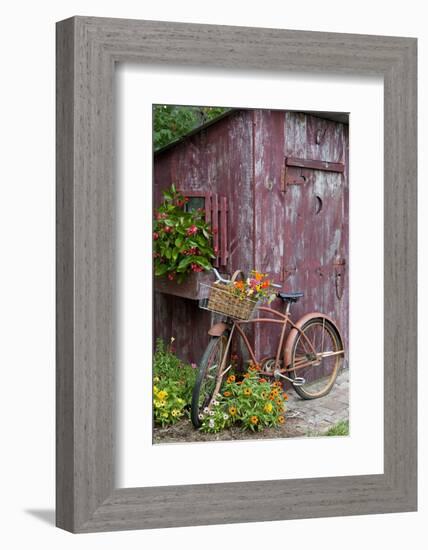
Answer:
[289,318,343,399]
[191,334,229,428]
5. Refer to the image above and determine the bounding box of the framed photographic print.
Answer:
[56,16,417,532]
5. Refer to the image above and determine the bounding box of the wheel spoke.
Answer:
[290,319,342,399]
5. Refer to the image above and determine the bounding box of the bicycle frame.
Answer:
[210,303,325,401]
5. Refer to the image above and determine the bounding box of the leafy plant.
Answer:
[198,397,232,433]
[153,338,197,427]
[199,363,288,433]
[153,105,230,150]
[153,184,216,283]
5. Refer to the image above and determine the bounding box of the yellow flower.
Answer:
[276,398,283,406]
[171,409,181,417]
[153,385,159,394]
[264,402,273,413]
[250,415,259,425]
[261,391,267,399]
[243,387,252,396]
[229,406,237,416]
[154,400,165,409]
[153,376,160,383]
[161,412,169,419]
[278,415,285,424]
[157,390,168,400]
[227,375,236,383]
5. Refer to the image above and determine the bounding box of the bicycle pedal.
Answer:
[292,377,306,386]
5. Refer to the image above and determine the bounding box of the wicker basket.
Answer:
[204,270,258,320]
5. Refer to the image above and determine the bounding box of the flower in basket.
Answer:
[232,270,277,304]
[153,184,216,283]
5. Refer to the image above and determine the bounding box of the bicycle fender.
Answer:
[284,312,343,367]
[208,322,228,336]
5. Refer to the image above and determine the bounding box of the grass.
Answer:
[325,420,349,436]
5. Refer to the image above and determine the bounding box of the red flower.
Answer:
[168,272,175,281]
[153,232,159,240]
[191,263,203,272]
[186,225,198,236]
[164,226,172,234]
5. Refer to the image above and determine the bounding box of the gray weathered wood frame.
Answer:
[56,16,417,533]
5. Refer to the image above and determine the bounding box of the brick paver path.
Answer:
[285,368,349,435]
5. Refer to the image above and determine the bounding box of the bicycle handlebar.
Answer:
[211,268,282,289]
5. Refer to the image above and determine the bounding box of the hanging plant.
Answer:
[153,184,216,283]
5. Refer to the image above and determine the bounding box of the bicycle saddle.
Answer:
[278,291,304,303]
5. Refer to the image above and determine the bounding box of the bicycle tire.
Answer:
[289,317,343,399]
[191,334,229,428]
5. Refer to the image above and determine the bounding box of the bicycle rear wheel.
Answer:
[289,318,343,399]
[191,334,229,428]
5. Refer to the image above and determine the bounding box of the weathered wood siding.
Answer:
[153,111,254,363]
[153,109,349,369]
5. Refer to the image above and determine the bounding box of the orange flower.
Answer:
[258,378,267,383]
[276,398,283,406]
[261,280,270,288]
[282,392,289,401]
[223,390,231,397]
[254,272,263,281]
[227,375,236,383]
[234,280,245,290]
[271,388,279,397]
[250,415,259,425]
[278,415,285,424]
[244,372,251,379]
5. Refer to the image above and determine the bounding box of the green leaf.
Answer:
[192,257,212,270]
[175,237,183,248]
[176,256,192,272]
[155,264,169,276]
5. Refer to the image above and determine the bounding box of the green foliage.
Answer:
[326,420,349,436]
[153,105,230,150]
[153,338,197,403]
[153,338,197,427]
[153,184,216,283]
[199,366,288,433]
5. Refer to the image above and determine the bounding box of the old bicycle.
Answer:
[191,268,345,428]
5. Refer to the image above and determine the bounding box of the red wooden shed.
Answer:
[153,108,349,370]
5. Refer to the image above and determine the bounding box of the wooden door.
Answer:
[282,157,347,357]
